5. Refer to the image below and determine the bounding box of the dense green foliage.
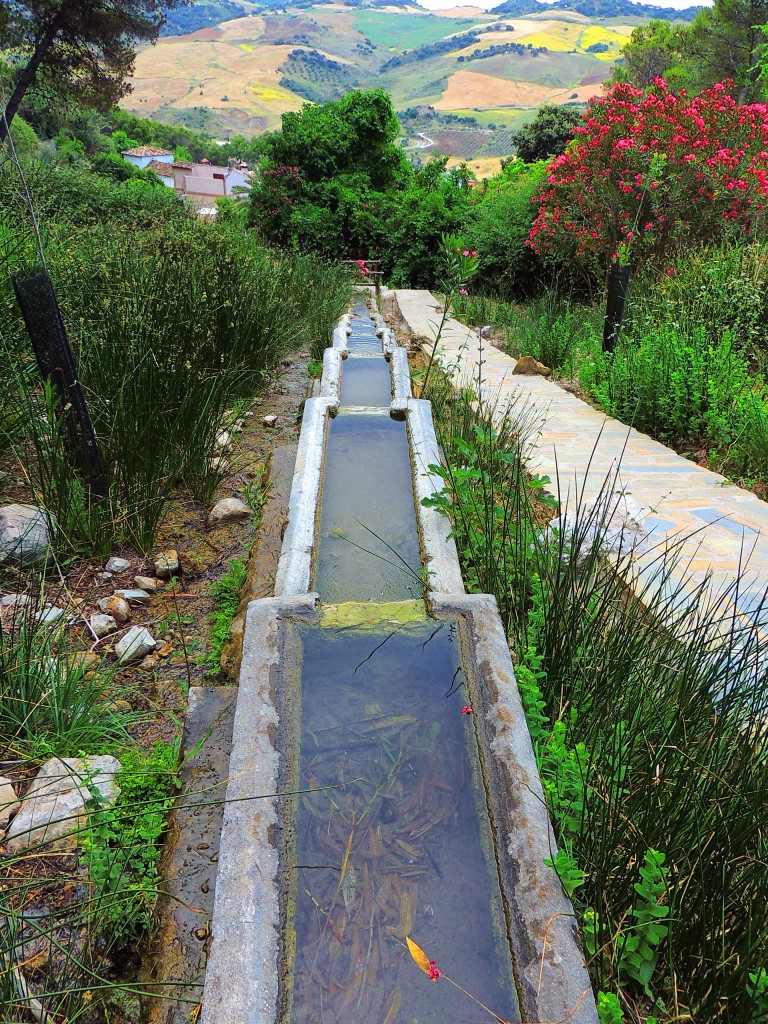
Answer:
[0,155,350,555]
[511,104,582,162]
[425,379,768,1024]
[0,0,185,145]
[615,0,768,100]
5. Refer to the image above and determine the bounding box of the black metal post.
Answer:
[12,269,107,496]
[603,260,630,354]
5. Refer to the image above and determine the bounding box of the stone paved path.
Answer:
[390,288,768,632]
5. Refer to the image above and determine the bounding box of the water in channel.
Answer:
[286,304,520,1024]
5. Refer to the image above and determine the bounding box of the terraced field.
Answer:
[125,2,636,153]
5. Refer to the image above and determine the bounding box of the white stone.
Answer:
[0,775,19,831]
[97,572,113,580]
[1,593,30,608]
[105,556,131,574]
[154,550,180,579]
[214,430,232,452]
[262,414,277,428]
[115,626,157,664]
[134,575,160,593]
[37,607,65,626]
[114,588,151,605]
[89,613,117,638]
[208,497,250,526]
[4,756,121,853]
[0,504,51,568]
[97,595,131,624]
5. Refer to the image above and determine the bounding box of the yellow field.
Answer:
[578,24,631,60]
[447,155,504,178]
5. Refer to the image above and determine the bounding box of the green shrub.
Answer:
[426,385,768,1022]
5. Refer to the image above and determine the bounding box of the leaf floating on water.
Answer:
[406,936,432,976]
[380,986,402,1024]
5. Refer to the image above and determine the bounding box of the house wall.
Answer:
[183,175,226,196]
[124,152,173,169]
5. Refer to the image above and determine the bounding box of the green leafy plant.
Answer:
[207,555,248,672]
[84,741,180,939]
[618,849,670,995]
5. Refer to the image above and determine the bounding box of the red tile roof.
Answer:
[123,145,173,157]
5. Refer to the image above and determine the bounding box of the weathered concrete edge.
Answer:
[430,592,598,1024]
[332,313,350,355]
[320,347,342,408]
[407,397,465,594]
[200,593,319,1024]
[389,346,411,416]
[274,397,335,596]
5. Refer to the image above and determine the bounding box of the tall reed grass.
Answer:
[426,379,768,1023]
[1,217,351,553]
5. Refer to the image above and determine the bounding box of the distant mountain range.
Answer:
[133,0,689,171]
[160,0,701,36]
[490,0,702,21]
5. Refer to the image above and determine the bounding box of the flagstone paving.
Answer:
[390,288,768,633]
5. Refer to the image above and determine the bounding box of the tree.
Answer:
[682,0,768,102]
[512,104,582,162]
[612,20,689,91]
[528,79,768,343]
[250,90,412,257]
[615,0,768,101]
[0,0,187,146]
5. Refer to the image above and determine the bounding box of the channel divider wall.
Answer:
[200,300,599,1024]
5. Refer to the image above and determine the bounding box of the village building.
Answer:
[121,145,174,169]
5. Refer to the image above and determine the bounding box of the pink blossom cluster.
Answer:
[528,79,768,267]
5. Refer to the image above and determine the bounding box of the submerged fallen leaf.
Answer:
[405,936,432,976]
[380,986,402,1024]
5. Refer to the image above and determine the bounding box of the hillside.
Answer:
[125,0,695,161]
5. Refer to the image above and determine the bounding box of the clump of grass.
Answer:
[426,381,768,1023]
[0,584,132,758]
[207,555,248,673]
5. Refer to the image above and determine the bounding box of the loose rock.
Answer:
[89,613,117,638]
[105,556,130,574]
[115,626,157,665]
[154,550,180,579]
[0,504,51,568]
[214,430,232,453]
[1,593,30,608]
[67,651,100,673]
[262,414,277,428]
[37,607,65,627]
[208,497,250,526]
[98,595,131,624]
[4,756,120,853]
[512,355,552,378]
[0,775,19,831]
[134,575,161,593]
[114,588,151,605]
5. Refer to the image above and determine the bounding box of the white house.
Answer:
[171,158,252,198]
[144,159,175,187]
[122,145,174,169]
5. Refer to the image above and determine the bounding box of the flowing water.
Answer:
[285,303,520,1024]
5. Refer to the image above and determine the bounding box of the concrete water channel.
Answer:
[200,298,598,1024]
